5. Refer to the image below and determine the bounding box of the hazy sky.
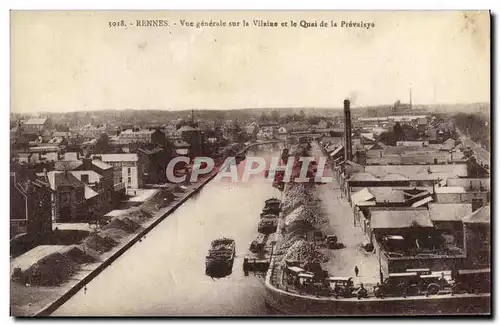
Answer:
[11,11,490,113]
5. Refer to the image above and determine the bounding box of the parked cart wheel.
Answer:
[427,283,440,296]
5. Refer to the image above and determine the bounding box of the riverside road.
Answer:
[53,145,282,316]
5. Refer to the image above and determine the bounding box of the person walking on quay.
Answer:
[354,265,359,277]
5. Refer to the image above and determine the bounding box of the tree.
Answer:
[259,112,269,123]
[94,133,109,154]
[308,116,321,125]
[270,110,280,122]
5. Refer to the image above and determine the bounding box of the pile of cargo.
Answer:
[281,239,329,264]
[82,234,118,253]
[281,183,315,215]
[60,245,100,264]
[11,251,79,286]
[141,189,176,213]
[298,202,327,226]
[281,183,326,227]
[276,142,330,268]
[276,232,303,256]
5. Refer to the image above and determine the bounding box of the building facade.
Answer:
[95,153,144,189]
[10,173,52,238]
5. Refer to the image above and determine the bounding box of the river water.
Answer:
[53,145,283,316]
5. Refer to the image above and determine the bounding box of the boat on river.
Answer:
[258,217,278,235]
[262,198,281,215]
[205,238,236,272]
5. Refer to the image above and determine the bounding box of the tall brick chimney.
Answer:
[344,99,353,162]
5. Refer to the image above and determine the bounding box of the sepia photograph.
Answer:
[8,10,491,317]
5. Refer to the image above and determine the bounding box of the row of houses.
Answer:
[319,129,490,279]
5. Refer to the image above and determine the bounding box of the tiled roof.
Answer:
[371,209,433,229]
[428,203,472,222]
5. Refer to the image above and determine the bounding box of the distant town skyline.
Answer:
[11,11,490,114]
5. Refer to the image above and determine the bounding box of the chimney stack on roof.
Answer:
[344,99,353,162]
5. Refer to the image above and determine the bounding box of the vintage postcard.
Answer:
[9,10,491,317]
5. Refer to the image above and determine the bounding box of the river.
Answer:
[53,145,283,316]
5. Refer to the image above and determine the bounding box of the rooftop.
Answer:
[417,118,428,125]
[91,159,112,170]
[434,186,466,194]
[363,164,468,180]
[349,172,381,182]
[54,160,83,171]
[121,129,155,134]
[63,152,79,161]
[177,125,197,132]
[329,145,344,158]
[368,187,406,203]
[138,147,164,156]
[350,188,375,206]
[128,189,159,203]
[428,203,473,222]
[463,205,490,224]
[37,171,85,191]
[96,153,138,162]
[84,185,99,199]
[24,118,47,125]
[52,131,71,137]
[371,208,433,229]
[70,170,103,184]
[446,178,490,191]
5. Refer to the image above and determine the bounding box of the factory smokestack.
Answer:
[344,99,353,162]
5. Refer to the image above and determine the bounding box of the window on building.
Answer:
[128,167,132,176]
[128,176,132,184]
